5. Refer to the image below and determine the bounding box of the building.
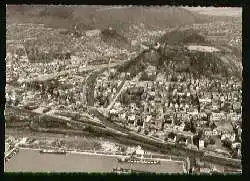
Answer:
[199,140,205,149]
[145,65,157,78]
[85,29,101,37]
[135,146,145,155]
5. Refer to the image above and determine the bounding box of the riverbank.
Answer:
[5,148,185,173]
[19,147,184,164]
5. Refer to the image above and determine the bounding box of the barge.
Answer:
[113,167,148,173]
[113,167,132,173]
[39,149,67,154]
[117,157,160,165]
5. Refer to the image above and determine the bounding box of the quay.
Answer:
[5,148,185,173]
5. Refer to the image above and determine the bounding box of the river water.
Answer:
[5,149,184,173]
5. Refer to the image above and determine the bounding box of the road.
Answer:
[92,110,241,169]
[6,105,241,170]
[86,69,106,106]
[88,108,129,134]
[107,80,128,110]
[85,108,201,168]
[7,52,241,171]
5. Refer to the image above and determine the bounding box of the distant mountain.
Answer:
[7,5,212,32]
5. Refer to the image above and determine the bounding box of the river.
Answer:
[5,149,184,173]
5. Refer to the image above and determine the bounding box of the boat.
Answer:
[117,157,160,165]
[113,167,132,174]
[39,149,66,154]
[113,167,147,173]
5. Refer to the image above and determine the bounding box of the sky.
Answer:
[183,7,242,17]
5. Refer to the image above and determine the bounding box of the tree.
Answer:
[197,129,203,138]
[204,137,210,147]
[164,136,168,142]
[209,137,216,145]
[193,135,199,148]
[122,93,130,105]
[183,121,191,132]
[6,115,16,122]
[168,132,176,139]
[178,137,186,143]
[190,120,197,134]
[137,127,141,133]
[120,145,127,152]
[230,149,239,159]
[222,138,232,150]
[210,121,217,130]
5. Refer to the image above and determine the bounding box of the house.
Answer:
[85,29,101,37]
[135,146,145,155]
[148,91,156,97]
[199,140,205,149]
[128,114,136,124]
[147,82,153,89]
[142,102,149,113]
[221,133,235,142]
[155,118,164,130]
[145,65,157,78]
[119,112,127,121]
[143,115,152,129]
[114,102,122,109]
[238,128,242,138]
[232,142,241,149]
[233,102,241,112]
[130,103,137,112]
[203,92,211,99]
[204,128,213,137]
[212,129,219,136]
[211,112,226,122]
[112,87,117,94]
[155,105,164,115]
[175,122,185,132]
[214,121,234,135]
[227,113,239,122]
[237,148,241,157]
[177,136,188,145]
[109,110,119,121]
[149,118,157,130]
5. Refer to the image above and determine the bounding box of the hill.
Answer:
[117,30,242,80]
[158,29,207,45]
[7,5,211,32]
[101,28,130,49]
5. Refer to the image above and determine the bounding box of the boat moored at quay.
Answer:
[39,149,67,154]
[117,156,160,165]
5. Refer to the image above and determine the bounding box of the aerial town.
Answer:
[5,6,242,174]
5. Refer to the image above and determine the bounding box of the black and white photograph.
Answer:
[5,5,242,174]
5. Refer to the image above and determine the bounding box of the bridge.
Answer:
[5,138,27,159]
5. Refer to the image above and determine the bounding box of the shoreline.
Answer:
[5,147,185,173]
[18,147,185,164]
